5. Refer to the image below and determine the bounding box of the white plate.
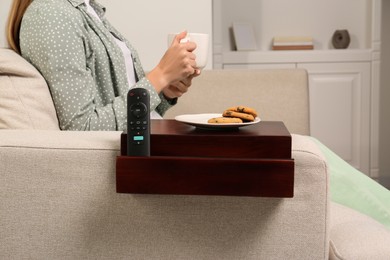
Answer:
[175,113,261,130]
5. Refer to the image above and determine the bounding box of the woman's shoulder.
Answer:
[25,0,84,24]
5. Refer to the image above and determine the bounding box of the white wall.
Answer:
[0,0,12,48]
[0,0,213,70]
[99,0,213,71]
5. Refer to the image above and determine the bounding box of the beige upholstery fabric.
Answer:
[0,131,329,259]
[0,66,329,258]
[164,69,310,135]
[0,48,59,129]
[329,202,390,260]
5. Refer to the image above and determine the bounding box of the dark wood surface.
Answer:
[116,120,294,197]
[121,120,291,159]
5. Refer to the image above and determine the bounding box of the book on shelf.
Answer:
[272,36,314,50]
[272,45,314,50]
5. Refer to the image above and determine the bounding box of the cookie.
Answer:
[226,106,258,117]
[223,110,255,122]
[208,117,243,124]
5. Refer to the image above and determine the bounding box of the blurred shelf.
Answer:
[222,49,372,65]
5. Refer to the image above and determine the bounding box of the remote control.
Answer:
[127,88,150,156]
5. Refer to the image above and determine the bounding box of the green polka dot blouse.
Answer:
[19,0,174,131]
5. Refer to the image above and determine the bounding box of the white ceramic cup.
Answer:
[168,33,209,70]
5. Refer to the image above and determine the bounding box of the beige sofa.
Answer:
[1,48,389,259]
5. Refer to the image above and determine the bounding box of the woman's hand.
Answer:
[162,71,201,99]
[147,31,199,93]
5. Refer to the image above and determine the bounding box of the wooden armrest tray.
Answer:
[116,120,294,197]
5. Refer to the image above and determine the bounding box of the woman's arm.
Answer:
[19,2,143,131]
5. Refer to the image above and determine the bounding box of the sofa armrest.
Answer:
[0,130,329,259]
[0,129,121,150]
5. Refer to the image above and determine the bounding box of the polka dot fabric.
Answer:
[19,0,173,131]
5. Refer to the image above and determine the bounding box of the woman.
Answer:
[7,0,200,130]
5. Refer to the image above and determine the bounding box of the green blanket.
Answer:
[312,137,390,229]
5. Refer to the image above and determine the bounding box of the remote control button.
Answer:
[130,102,147,118]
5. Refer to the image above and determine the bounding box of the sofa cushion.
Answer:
[163,69,310,135]
[0,48,59,129]
[329,202,390,260]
